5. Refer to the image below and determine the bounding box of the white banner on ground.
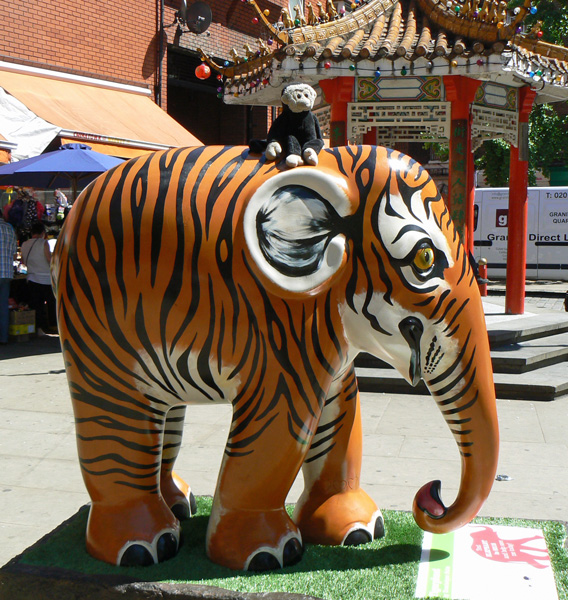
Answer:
[415,524,558,600]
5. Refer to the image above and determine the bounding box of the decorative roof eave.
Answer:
[244,0,397,47]
[501,41,568,104]
[221,54,512,105]
[517,37,568,63]
[198,47,276,80]
[201,0,568,105]
[287,0,397,44]
[414,0,533,43]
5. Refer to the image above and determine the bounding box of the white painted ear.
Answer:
[244,168,351,294]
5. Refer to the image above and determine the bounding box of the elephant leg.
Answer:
[69,363,180,566]
[159,405,196,520]
[293,365,384,546]
[206,380,316,571]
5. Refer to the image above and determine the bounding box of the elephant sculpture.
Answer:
[52,145,499,571]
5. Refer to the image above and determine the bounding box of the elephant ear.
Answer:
[244,169,351,294]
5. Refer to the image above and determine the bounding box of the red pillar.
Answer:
[505,87,537,315]
[320,77,355,147]
[444,76,481,252]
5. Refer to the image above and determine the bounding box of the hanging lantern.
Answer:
[401,66,407,76]
[267,37,274,45]
[375,68,381,77]
[263,9,270,16]
[451,60,458,68]
[324,61,332,69]
[349,64,356,71]
[476,58,484,66]
[217,74,223,81]
[252,16,259,24]
[195,64,211,80]
[537,30,543,38]
[530,6,537,14]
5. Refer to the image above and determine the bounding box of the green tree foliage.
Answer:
[528,103,568,180]
[475,140,511,187]
[509,0,568,46]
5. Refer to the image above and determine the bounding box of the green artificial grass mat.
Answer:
[11,497,568,600]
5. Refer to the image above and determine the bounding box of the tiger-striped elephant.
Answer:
[52,145,499,571]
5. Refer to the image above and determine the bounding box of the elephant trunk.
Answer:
[412,323,499,534]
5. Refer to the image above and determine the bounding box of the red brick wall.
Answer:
[0,0,275,142]
[169,0,291,59]
[0,0,158,88]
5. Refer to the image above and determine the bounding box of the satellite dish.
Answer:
[177,0,188,23]
[183,1,212,34]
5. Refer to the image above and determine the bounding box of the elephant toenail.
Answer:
[120,544,154,566]
[157,533,178,562]
[248,551,281,571]
[374,517,385,539]
[283,538,303,566]
[189,492,197,516]
[344,529,372,546]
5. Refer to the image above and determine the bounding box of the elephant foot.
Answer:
[342,510,385,546]
[207,504,303,571]
[294,488,384,546]
[162,471,197,520]
[86,498,181,566]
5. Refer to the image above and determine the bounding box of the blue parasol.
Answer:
[0,143,125,199]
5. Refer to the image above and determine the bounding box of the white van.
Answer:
[473,188,568,281]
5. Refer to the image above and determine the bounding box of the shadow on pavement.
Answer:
[0,334,61,361]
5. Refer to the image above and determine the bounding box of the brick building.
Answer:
[0,0,284,162]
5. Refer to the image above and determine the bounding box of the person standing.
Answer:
[0,215,17,344]
[21,222,56,336]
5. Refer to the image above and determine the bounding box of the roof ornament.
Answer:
[416,0,534,42]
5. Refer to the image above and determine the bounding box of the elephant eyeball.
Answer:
[413,245,435,272]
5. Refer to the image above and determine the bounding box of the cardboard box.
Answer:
[9,310,35,341]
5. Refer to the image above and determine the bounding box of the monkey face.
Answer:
[281,83,317,114]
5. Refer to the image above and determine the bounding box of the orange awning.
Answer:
[0,67,201,158]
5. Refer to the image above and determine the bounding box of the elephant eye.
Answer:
[413,244,435,273]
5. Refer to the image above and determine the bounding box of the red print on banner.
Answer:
[470,526,550,569]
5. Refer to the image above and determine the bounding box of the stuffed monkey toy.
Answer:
[250,83,325,168]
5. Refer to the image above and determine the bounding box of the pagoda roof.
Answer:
[200,0,568,106]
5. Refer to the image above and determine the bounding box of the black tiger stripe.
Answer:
[435,353,477,400]
[442,388,479,416]
[428,331,472,386]
[450,295,471,324]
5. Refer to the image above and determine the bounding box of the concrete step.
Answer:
[356,331,568,374]
[356,363,568,401]
[490,331,568,374]
[485,313,568,347]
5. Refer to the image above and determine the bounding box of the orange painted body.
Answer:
[52,145,498,570]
